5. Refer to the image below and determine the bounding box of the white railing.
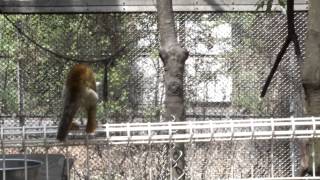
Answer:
[1,116,320,180]
[1,116,320,147]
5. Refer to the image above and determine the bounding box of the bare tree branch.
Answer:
[260,0,302,97]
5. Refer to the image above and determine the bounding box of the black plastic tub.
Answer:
[0,159,42,180]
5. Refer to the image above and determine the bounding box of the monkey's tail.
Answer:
[57,101,79,141]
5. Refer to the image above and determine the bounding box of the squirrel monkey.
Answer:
[57,64,98,141]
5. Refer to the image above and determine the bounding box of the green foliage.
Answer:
[223,13,271,115]
[97,58,132,120]
[0,59,18,114]
[0,89,18,113]
[0,14,143,122]
[232,72,267,115]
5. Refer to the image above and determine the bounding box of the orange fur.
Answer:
[57,64,98,141]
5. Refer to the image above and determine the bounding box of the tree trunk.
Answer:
[301,0,320,176]
[156,0,189,179]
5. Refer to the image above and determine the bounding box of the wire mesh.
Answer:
[0,11,309,179]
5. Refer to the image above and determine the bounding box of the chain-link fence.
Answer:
[0,12,308,179]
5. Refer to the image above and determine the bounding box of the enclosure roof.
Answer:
[0,0,308,13]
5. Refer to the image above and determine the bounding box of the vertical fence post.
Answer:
[1,126,5,180]
[22,126,27,180]
[105,123,111,179]
[250,119,254,178]
[209,120,214,180]
[16,59,25,127]
[291,117,296,177]
[189,121,193,180]
[44,124,49,180]
[230,119,235,179]
[271,118,274,178]
[105,123,109,141]
[312,117,316,177]
[66,145,70,180]
[86,135,90,180]
[168,121,172,180]
[148,122,152,180]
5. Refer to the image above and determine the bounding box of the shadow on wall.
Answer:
[203,0,225,11]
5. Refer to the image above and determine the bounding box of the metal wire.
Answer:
[0,12,310,179]
[2,117,319,179]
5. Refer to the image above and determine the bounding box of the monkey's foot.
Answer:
[85,123,96,134]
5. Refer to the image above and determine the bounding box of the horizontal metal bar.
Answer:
[0,117,320,147]
[232,178,320,180]
[0,0,308,13]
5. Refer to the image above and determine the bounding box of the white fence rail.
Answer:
[1,117,320,147]
[1,117,320,180]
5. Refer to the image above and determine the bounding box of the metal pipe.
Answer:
[23,126,27,180]
[2,126,6,180]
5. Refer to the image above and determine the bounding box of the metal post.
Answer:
[86,135,90,180]
[250,119,254,178]
[17,59,25,126]
[312,117,316,177]
[44,124,49,180]
[209,120,215,180]
[230,120,235,179]
[148,143,152,180]
[105,124,110,141]
[291,117,295,177]
[271,118,274,178]
[23,126,27,180]
[189,121,193,180]
[108,142,112,179]
[168,122,172,180]
[66,145,70,180]
[312,140,316,177]
[1,126,6,180]
[148,122,152,180]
